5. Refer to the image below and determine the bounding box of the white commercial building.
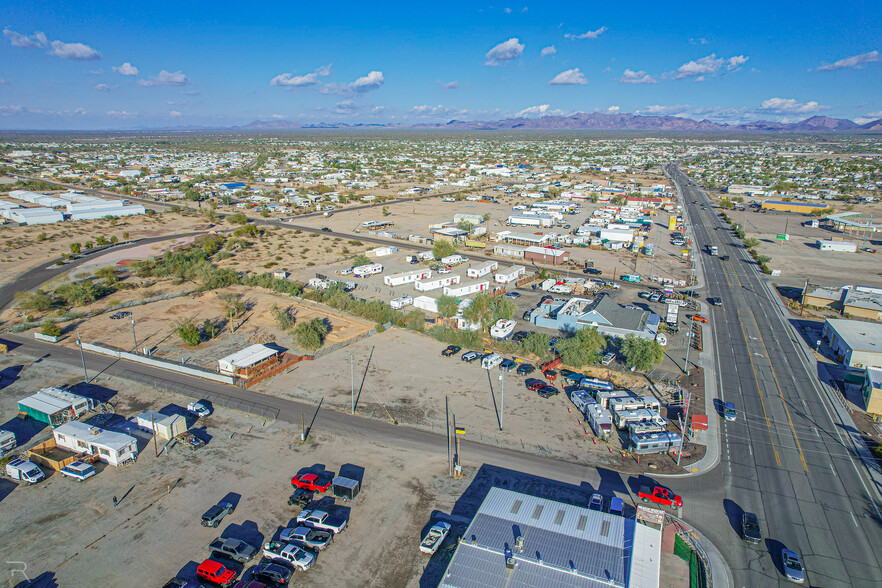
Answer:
[68,205,146,221]
[443,281,489,297]
[384,268,432,287]
[600,228,635,243]
[53,421,139,467]
[506,213,555,227]
[3,208,64,225]
[415,274,461,292]
[494,265,526,284]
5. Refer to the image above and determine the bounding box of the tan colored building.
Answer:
[862,367,882,421]
[761,200,831,214]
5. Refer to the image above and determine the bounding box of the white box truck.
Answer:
[6,458,45,484]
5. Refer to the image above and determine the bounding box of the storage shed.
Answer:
[218,344,282,377]
[135,411,187,441]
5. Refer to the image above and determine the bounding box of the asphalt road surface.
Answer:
[664,164,882,587]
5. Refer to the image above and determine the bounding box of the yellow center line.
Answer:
[750,309,809,473]
[736,310,782,467]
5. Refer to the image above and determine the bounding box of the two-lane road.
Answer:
[666,164,882,587]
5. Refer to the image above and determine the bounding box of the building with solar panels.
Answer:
[439,487,661,588]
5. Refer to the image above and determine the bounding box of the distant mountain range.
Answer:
[236,113,882,132]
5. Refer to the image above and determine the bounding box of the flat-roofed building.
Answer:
[822,319,882,369]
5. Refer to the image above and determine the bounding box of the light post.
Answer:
[131,318,138,355]
[350,354,355,414]
[684,314,695,376]
[498,372,505,431]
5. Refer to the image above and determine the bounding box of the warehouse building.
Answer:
[523,245,570,266]
[2,207,64,225]
[804,285,882,321]
[822,319,882,369]
[506,213,555,228]
[862,367,882,421]
[761,200,831,214]
[440,487,662,588]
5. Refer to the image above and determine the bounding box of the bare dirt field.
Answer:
[715,204,882,289]
[257,327,697,472]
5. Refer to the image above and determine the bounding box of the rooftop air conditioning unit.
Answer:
[515,536,524,549]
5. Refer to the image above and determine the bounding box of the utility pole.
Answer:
[684,314,695,376]
[446,396,451,477]
[350,354,355,415]
[151,413,159,457]
[301,411,305,441]
[498,372,505,431]
[76,329,88,382]
[131,318,138,355]
[677,390,691,466]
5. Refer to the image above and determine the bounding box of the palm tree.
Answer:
[437,295,460,319]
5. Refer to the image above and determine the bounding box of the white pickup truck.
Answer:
[420,522,450,554]
[262,541,316,571]
[296,509,348,534]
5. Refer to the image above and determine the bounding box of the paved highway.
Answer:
[665,164,882,587]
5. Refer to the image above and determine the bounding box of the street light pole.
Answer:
[498,372,505,431]
[131,318,138,355]
[76,329,88,382]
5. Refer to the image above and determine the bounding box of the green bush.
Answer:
[39,321,62,337]
[294,318,330,350]
[176,319,202,346]
[620,335,664,371]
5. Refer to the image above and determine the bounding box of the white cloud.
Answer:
[816,50,880,72]
[505,7,512,13]
[113,62,139,76]
[3,29,47,49]
[549,68,587,85]
[371,106,389,114]
[270,64,332,87]
[757,97,828,114]
[321,70,384,95]
[540,45,556,57]
[94,83,110,92]
[334,100,358,115]
[0,78,8,85]
[138,70,190,87]
[169,110,182,117]
[607,106,620,113]
[106,110,138,117]
[672,54,723,79]
[0,105,25,115]
[182,90,201,95]
[637,104,690,115]
[689,38,709,45]
[48,40,101,60]
[726,55,748,71]
[516,104,550,117]
[485,38,524,66]
[441,80,459,89]
[410,104,466,118]
[564,27,607,40]
[619,69,657,84]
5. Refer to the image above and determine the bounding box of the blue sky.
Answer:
[1,0,880,129]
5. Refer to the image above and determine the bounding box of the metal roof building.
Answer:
[217,343,282,376]
[440,487,661,588]
[822,319,882,370]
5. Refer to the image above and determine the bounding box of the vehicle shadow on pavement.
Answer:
[13,571,57,588]
[0,364,23,390]
[722,498,744,536]
[221,520,264,549]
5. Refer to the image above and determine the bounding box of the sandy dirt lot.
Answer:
[0,350,686,588]
[257,327,696,472]
[715,203,882,288]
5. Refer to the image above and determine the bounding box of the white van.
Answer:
[6,459,45,484]
[481,353,503,370]
[60,461,97,482]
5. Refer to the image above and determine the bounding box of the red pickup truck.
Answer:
[197,558,237,587]
[291,473,332,493]
[638,485,683,508]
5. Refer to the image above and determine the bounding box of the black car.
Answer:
[252,561,294,585]
[522,310,532,320]
[583,268,602,275]
[287,488,313,509]
[516,363,535,376]
[741,512,762,544]
[537,385,559,398]
[709,297,723,306]
[441,345,461,357]
[321,227,332,232]
[512,331,530,343]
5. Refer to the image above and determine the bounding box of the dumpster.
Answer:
[332,476,360,501]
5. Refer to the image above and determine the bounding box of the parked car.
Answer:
[522,310,532,320]
[441,345,461,357]
[503,292,520,299]
[583,268,602,275]
[741,512,762,544]
[537,385,559,398]
[280,525,334,550]
[209,537,258,563]
[588,493,604,511]
[460,351,480,362]
[196,558,237,587]
[59,461,96,482]
[691,314,709,323]
[188,400,212,417]
[516,363,535,376]
[340,267,354,275]
[602,353,616,366]
[638,291,652,299]
[296,509,348,534]
[419,522,451,554]
[437,267,451,274]
[262,541,315,571]
[512,331,530,343]
[201,501,235,528]
[291,473,332,493]
[499,359,517,372]
[525,378,545,391]
[649,293,662,303]
[637,485,682,508]
[5,459,44,484]
[251,562,293,585]
[288,488,314,509]
[781,548,805,583]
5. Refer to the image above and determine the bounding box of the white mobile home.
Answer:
[494,265,526,284]
[443,281,489,297]
[415,275,461,292]
[467,261,498,279]
[384,268,432,287]
[53,421,138,466]
[412,296,439,313]
[353,262,383,277]
[390,296,413,309]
